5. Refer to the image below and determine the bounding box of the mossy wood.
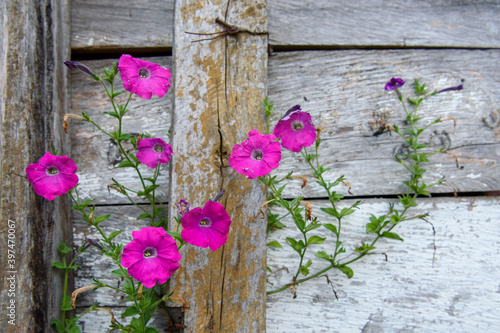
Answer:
[0,1,71,332]
[168,0,268,332]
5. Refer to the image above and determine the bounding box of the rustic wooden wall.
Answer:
[0,1,71,332]
[68,0,500,332]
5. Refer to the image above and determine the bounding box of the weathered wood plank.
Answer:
[0,1,71,332]
[268,0,500,48]
[71,0,174,52]
[169,0,268,332]
[266,196,500,332]
[69,57,173,204]
[70,0,500,51]
[268,49,500,198]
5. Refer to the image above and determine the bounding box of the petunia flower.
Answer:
[181,201,232,251]
[228,129,281,179]
[64,61,97,79]
[121,227,181,288]
[136,138,173,169]
[437,84,463,94]
[273,105,317,152]
[175,199,190,217]
[385,78,405,91]
[118,54,171,100]
[26,152,79,200]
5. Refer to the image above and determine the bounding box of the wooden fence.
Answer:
[1,0,499,332]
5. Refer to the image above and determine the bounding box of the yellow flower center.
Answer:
[139,68,150,79]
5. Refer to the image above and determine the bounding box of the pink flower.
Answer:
[26,152,79,200]
[118,54,171,99]
[273,106,317,152]
[136,138,172,169]
[228,129,281,179]
[181,201,232,251]
[121,227,181,288]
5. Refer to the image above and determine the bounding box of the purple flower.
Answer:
[26,152,79,200]
[136,138,172,169]
[181,201,232,251]
[273,106,317,152]
[175,199,190,217]
[437,85,463,94]
[228,129,281,179]
[121,227,181,288]
[118,54,171,100]
[385,78,405,91]
[64,61,97,78]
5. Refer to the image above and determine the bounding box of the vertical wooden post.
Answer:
[169,0,268,331]
[0,1,71,332]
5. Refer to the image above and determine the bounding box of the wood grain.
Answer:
[268,49,500,198]
[169,0,268,331]
[71,0,174,52]
[69,57,173,205]
[268,0,500,48]
[266,197,500,332]
[70,0,500,51]
[0,1,72,332]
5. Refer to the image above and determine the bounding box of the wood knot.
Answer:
[483,109,500,128]
[394,143,410,160]
[430,131,452,150]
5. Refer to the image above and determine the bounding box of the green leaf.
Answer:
[381,231,404,241]
[307,236,326,245]
[50,319,64,333]
[337,265,354,279]
[68,325,82,333]
[323,223,338,235]
[316,251,332,261]
[165,231,182,242]
[320,207,339,218]
[137,212,152,220]
[51,261,66,269]
[339,207,355,218]
[103,111,119,118]
[366,222,379,233]
[94,214,111,224]
[355,242,375,254]
[57,241,73,255]
[112,90,125,98]
[108,230,123,241]
[285,237,304,254]
[111,269,127,278]
[293,215,306,232]
[117,160,135,168]
[145,328,159,333]
[121,306,139,317]
[61,296,74,311]
[267,241,282,248]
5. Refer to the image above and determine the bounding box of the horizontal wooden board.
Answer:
[70,0,500,51]
[266,196,500,332]
[268,49,500,198]
[69,57,173,204]
[71,0,174,52]
[268,0,500,48]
